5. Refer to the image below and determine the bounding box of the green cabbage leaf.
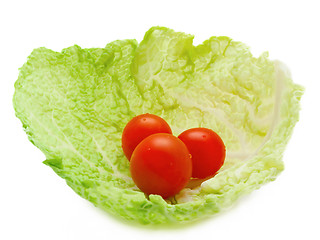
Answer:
[13,27,303,225]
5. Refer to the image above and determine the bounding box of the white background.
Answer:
[1,0,319,239]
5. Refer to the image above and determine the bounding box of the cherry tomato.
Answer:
[122,113,172,160]
[130,133,192,199]
[178,128,225,179]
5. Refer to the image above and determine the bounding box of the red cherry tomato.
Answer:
[178,128,226,179]
[122,113,172,160]
[130,133,192,199]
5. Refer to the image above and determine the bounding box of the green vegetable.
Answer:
[13,27,303,225]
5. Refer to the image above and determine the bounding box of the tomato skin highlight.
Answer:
[130,133,192,199]
[121,113,172,160]
[178,128,226,179]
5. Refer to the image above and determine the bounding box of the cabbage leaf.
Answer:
[13,27,303,225]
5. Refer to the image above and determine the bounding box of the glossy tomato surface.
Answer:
[178,128,226,179]
[130,133,192,199]
[121,113,172,160]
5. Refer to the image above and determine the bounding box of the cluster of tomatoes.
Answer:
[122,113,226,199]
